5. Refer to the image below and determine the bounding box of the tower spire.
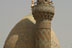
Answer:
[31,0,34,8]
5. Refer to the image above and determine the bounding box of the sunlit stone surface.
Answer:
[4,16,60,48]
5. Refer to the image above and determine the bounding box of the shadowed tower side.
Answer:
[32,0,60,48]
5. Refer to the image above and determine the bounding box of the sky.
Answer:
[0,0,72,48]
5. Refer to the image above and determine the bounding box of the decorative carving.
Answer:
[32,0,60,48]
[32,2,54,21]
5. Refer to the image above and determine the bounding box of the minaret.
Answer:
[32,0,60,48]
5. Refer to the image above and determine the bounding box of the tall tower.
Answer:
[32,0,60,48]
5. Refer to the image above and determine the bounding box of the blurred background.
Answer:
[0,0,72,48]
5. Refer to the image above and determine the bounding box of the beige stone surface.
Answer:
[4,16,60,48]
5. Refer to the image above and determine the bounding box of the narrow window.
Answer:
[45,0,47,2]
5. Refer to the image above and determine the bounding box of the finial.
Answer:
[31,0,34,8]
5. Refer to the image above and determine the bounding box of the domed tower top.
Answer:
[32,0,54,21]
